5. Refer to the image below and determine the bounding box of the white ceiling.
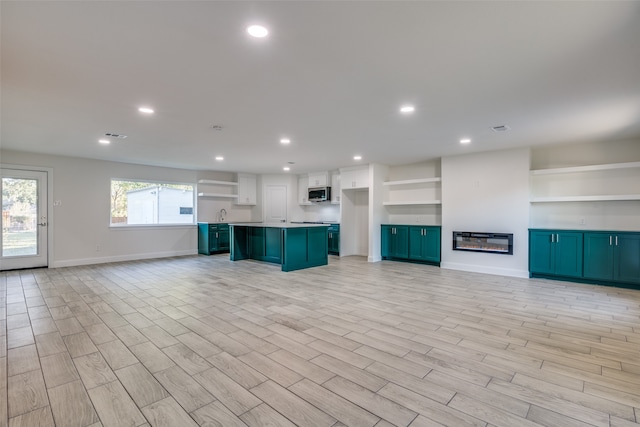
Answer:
[2,1,640,175]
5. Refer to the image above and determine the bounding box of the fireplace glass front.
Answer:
[453,232,513,255]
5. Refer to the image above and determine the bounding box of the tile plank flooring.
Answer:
[1,255,640,426]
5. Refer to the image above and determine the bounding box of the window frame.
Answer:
[109,178,196,228]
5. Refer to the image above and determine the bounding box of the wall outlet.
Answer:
[53,200,62,206]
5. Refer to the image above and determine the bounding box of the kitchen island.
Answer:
[229,223,330,271]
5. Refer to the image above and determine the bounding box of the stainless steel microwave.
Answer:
[308,186,331,202]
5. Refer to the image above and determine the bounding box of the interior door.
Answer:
[1,168,48,270]
[264,185,287,223]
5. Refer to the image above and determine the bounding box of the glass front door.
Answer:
[1,168,48,270]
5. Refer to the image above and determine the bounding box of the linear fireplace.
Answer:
[453,232,513,255]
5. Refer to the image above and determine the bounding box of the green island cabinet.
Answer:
[230,224,329,271]
[529,229,583,278]
[529,229,640,288]
[381,225,441,265]
[328,224,340,255]
[198,223,230,255]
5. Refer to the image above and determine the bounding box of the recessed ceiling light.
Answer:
[400,105,415,114]
[138,107,154,114]
[353,155,362,161]
[460,138,471,144]
[98,139,110,144]
[247,25,268,38]
[280,138,291,144]
[215,156,224,161]
[283,167,290,171]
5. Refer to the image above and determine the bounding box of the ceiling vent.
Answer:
[491,125,510,132]
[105,133,127,139]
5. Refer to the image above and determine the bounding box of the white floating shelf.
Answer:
[383,177,442,186]
[383,200,441,206]
[530,161,640,175]
[197,179,238,186]
[197,193,239,198]
[530,194,640,203]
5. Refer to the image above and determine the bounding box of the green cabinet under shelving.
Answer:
[408,226,441,263]
[529,230,583,278]
[584,232,640,283]
[198,223,230,255]
[381,224,441,265]
[529,229,640,288]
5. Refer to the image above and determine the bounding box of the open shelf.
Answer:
[530,161,640,175]
[197,193,239,198]
[383,177,441,186]
[530,194,640,203]
[197,179,238,186]
[383,200,441,206]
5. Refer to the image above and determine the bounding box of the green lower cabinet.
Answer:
[530,229,640,288]
[408,226,441,263]
[282,227,328,271]
[328,225,340,255]
[584,232,640,284]
[381,224,441,265]
[529,230,582,278]
[198,223,230,255]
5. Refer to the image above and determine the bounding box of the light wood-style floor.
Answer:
[1,254,639,427]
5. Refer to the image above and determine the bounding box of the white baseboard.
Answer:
[50,249,198,268]
[440,262,529,278]
[368,255,382,263]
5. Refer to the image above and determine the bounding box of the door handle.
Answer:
[615,236,618,246]
[610,235,612,246]
[38,222,47,226]
[551,234,554,243]
[556,234,559,243]
[215,232,218,238]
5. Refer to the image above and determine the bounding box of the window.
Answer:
[111,180,194,226]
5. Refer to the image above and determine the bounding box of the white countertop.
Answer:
[229,222,330,228]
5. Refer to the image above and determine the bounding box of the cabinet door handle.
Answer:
[216,232,218,238]
[610,235,612,246]
[551,234,554,243]
[615,236,618,246]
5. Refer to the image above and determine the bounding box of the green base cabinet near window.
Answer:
[529,229,640,289]
[198,223,230,255]
[381,225,441,265]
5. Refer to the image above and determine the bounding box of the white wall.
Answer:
[368,163,388,262]
[530,139,640,231]
[1,150,200,267]
[385,159,442,226]
[341,189,369,256]
[196,170,258,223]
[441,148,531,278]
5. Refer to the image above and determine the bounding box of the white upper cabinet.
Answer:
[340,166,369,189]
[331,171,341,204]
[308,172,329,188]
[298,175,311,205]
[236,173,257,205]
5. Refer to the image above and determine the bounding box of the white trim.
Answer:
[50,249,198,268]
[440,261,529,278]
[383,200,441,206]
[368,255,382,262]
